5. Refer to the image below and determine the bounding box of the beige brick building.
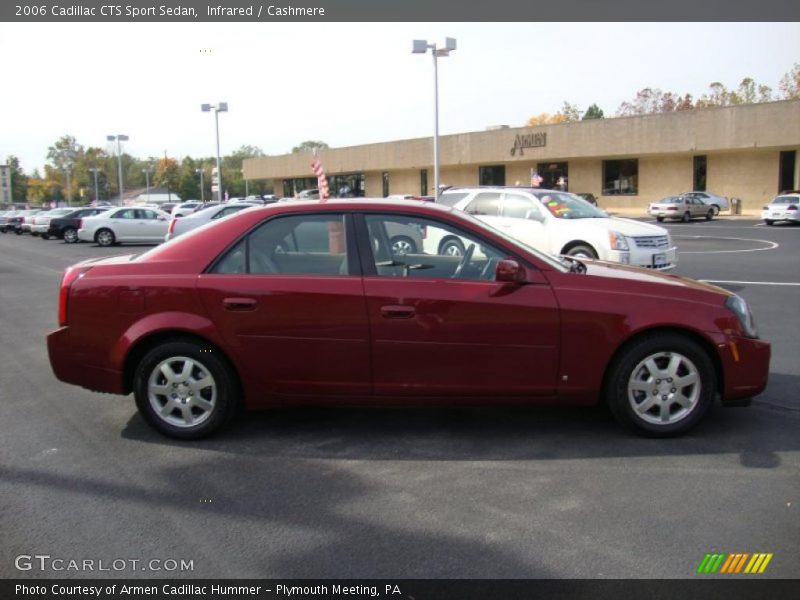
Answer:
[243,100,800,212]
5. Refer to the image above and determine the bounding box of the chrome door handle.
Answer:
[380,305,415,319]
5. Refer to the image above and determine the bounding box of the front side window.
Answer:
[212,214,349,276]
[602,159,638,196]
[112,209,136,219]
[364,214,506,281]
[501,193,540,219]
[531,192,606,219]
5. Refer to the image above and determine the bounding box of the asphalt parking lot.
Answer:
[0,217,798,579]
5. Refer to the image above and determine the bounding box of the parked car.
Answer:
[77,206,171,246]
[47,207,110,243]
[297,189,320,199]
[761,193,800,226]
[574,192,598,206]
[0,210,22,233]
[648,196,716,222]
[159,203,177,214]
[171,201,202,218]
[31,208,77,238]
[47,199,769,440]
[438,187,677,270]
[19,209,44,234]
[681,191,729,213]
[165,202,256,241]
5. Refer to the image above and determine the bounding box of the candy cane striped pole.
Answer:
[310,153,330,202]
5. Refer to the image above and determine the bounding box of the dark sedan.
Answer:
[48,200,769,440]
[47,207,110,243]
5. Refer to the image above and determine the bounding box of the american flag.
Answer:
[310,155,331,202]
[530,169,544,187]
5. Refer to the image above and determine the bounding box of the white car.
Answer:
[681,191,729,213]
[437,187,677,270]
[171,201,201,218]
[31,208,75,237]
[761,193,800,225]
[78,206,171,246]
[165,203,256,241]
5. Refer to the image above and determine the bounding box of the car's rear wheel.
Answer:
[41,233,50,240]
[439,237,465,257]
[390,235,417,255]
[705,209,714,221]
[656,217,665,222]
[133,340,238,439]
[681,211,691,223]
[605,333,715,437]
[95,228,115,247]
[63,228,78,243]
[764,220,774,226]
[564,243,598,259]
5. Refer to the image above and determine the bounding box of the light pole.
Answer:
[106,134,129,204]
[201,102,228,203]
[88,167,101,205]
[196,168,205,203]
[412,37,456,202]
[142,167,153,202]
[64,162,73,206]
[241,168,249,197]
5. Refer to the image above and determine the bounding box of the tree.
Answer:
[291,140,329,154]
[154,157,180,196]
[177,157,201,201]
[582,104,604,120]
[559,101,581,122]
[778,63,800,99]
[5,156,29,203]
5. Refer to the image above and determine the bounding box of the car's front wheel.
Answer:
[705,209,714,221]
[681,211,691,223]
[95,228,115,247]
[390,235,417,255]
[605,333,715,437]
[656,217,665,222]
[564,243,598,259]
[439,237,465,257]
[133,340,239,439]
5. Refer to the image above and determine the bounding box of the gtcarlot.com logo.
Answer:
[696,552,773,574]
[14,554,194,572]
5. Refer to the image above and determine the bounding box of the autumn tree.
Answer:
[778,63,800,99]
[154,157,180,197]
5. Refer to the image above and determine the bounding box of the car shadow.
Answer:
[120,374,800,469]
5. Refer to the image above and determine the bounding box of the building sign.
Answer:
[510,132,547,156]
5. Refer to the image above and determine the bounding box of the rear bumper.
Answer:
[47,326,125,394]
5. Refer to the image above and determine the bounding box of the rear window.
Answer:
[772,195,799,204]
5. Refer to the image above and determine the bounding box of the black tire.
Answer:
[764,220,774,226]
[63,228,78,243]
[656,217,665,222]
[681,211,691,223]
[564,243,598,259]
[439,237,465,257]
[14,228,23,235]
[31,232,39,237]
[711,204,721,216]
[133,340,239,440]
[41,233,50,240]
[605,333,716,437]
[95,228,115,247]
[390,235,417,255]
[705,209,714,221]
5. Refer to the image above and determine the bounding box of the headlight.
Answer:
[725,294,759,339]
[608,230,629,251]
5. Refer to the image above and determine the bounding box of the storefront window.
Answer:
[693,156,707,191]
[382,172,390,197]
[479,165,506,186]
[420,169,428,196]
[602,159,638,195]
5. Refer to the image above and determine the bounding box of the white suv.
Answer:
[436,187,677,271]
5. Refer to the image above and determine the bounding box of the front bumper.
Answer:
[606,246,677,271]
[719,335,771,404]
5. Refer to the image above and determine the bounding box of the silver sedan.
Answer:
[649,196,715,222]
[165,203,257,241]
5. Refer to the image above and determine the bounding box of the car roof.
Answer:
[442,186,563,194]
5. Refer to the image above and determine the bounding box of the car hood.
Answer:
[581,260,731,297]
[579,217,668,236]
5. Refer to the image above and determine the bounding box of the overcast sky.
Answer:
[1,22,798,173]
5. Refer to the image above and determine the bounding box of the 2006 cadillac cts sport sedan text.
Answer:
[47,200,770,439]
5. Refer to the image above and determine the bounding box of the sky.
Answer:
[1,22,798,173]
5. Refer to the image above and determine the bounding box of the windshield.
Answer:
[532,192,606,219]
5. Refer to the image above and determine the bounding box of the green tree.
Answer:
[5,156,29,203]
[582,104,604,119]
[291,140,329,154]
[154,158,180,197]
[177,157,201,201]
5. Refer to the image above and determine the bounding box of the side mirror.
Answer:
[495,259,526,284]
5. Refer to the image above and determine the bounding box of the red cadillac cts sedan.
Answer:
[47,200,770,439]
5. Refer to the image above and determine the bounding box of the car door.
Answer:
[358,212,560,399]
[196,212,371,398]
[497,192,549,251]
[137,209,168,240]
[108,208,137,240]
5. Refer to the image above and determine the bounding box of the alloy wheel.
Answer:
[147,356,217,428]
[627,351,701,425]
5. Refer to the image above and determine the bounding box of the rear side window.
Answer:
[438,192,469,207]
[211,214,349,276]
[465,192,502,216]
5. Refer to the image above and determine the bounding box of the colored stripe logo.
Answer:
[697,553,773,574]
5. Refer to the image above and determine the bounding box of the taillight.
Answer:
[168,218,177,235]
[58,266,90,326]
[788,205,798,211]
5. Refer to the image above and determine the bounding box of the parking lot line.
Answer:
[674,236,778,254]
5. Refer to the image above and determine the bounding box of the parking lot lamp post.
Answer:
[196,168,205,203]
[106,134,129,205]
[88,168,100,205]
[412,37,456,202]
[142,167,153,202]
[241,168,249,197]
[64,162,72,207]
[201,102,228,204]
